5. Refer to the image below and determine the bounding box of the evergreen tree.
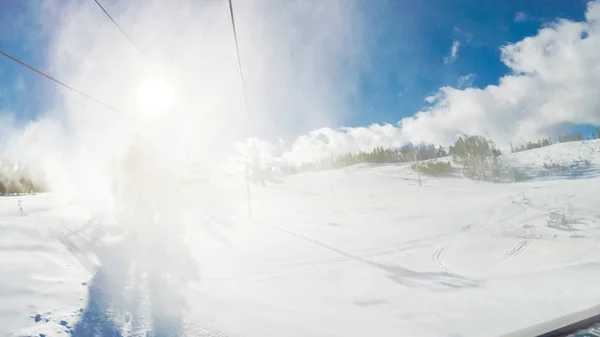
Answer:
[451,135,501,181]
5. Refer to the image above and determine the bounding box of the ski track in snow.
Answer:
[499,240,532,262]
[432,246,449,273]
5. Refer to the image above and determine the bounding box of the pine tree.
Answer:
[451,135,501,181]
[542,138,550,147]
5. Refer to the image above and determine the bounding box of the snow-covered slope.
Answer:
[504,140,600,167]
[502,139,600,181]
[2,141,600,337]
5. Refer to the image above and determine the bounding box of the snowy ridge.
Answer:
[504,140,600,167]
[2,141,600,337]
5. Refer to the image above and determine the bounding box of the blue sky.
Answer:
[0,0,596,141]
[0,1,56,122]
[351,0,590,127]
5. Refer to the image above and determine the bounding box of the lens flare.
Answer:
[136,76,175,119]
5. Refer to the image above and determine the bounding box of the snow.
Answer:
[1,140,600,337]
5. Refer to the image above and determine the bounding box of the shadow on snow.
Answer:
[71,223,199,337]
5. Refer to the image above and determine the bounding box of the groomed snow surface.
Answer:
[2,140,600,337]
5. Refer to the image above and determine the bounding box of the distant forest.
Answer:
[270,128,600,183]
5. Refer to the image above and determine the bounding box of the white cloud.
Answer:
[244,0,600,164]
[514,11,528,23]
[234,137,279,164]
[281,124,406,165]
[424,95,437,103]
[401,0,600,147]
[444,40,460,64]
[457,74,475,88]
[231,124,406,166]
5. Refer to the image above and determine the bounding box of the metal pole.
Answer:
[413,149,422,187]
[245,163,252,219]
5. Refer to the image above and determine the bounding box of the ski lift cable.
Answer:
[92,0,251,122]
[93,0,257,219]
[227,0,251,120]
[92,0,145,58]
[0,1,147,119]
[0,49,129,118]
[227,0,255,218]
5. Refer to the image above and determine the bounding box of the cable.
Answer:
[0,48,128,118]
[227,0,255,218]
[92,0,144,57]
[90,0,249,119]
[227,0,251,119]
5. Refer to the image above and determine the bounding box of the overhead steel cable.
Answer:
[227,0,251,119]
[92,0,144,58]
[0,48,128,118]
[227,0,255,218]
[91,0,251,120]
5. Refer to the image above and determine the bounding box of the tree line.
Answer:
[279,144,448,175]
[510,129,600,153]
[0,163,46,195]
[276,128,599,182]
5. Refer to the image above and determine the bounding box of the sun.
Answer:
[135,76,176,118]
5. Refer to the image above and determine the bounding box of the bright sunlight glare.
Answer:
[135,76,176,118]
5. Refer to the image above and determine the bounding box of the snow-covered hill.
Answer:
[2,140,600,337]
[502,139,600,181]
